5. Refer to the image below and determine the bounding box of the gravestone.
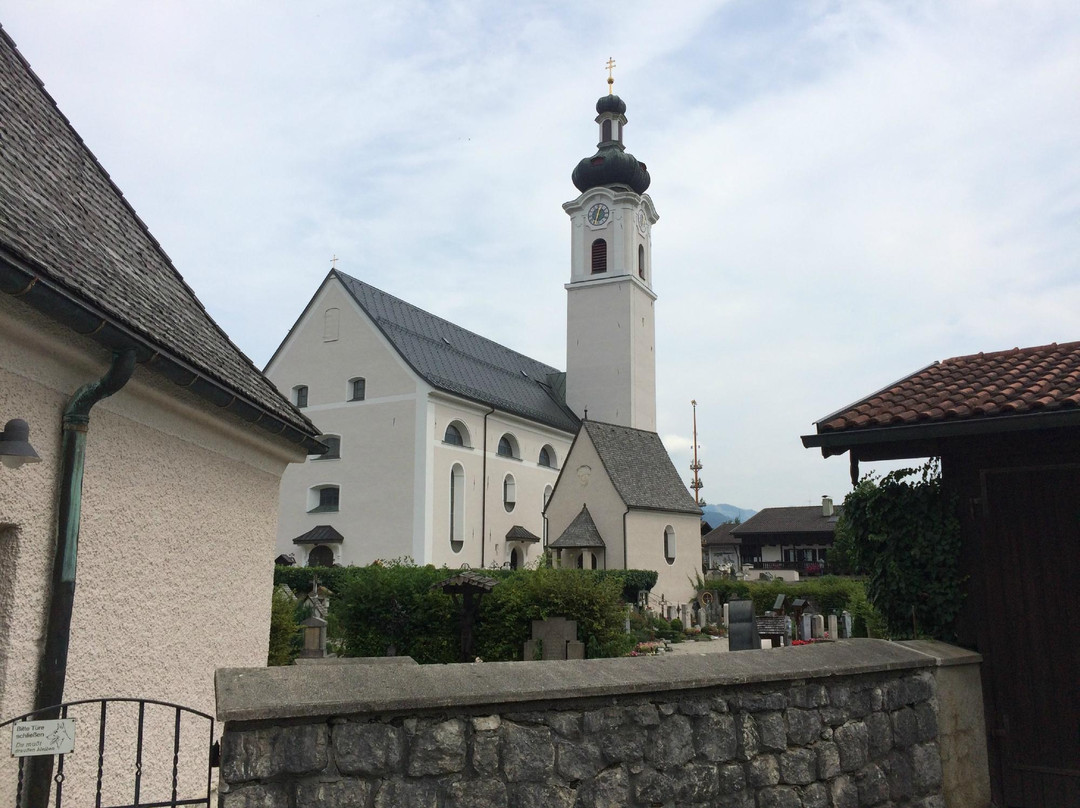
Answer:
[681,603,693,630]
[811,614,825,639]
[842,610,853,638]
[523,617,585,660]
[727,599,761,652]
[801,613,813,641]
[828,614,839,639]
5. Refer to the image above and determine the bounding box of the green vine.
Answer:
[840,459,964,641]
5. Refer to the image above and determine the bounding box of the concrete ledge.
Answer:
[895,639,982,667]
[216,638,935,723]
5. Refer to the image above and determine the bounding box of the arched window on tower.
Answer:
[591,239,607,274]
[601,119,612,142]
[638,244,646,279]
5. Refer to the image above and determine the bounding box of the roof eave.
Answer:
[0,251,324,455]
[802,408,1080,459]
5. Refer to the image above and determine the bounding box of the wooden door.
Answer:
[979,465,1080,808]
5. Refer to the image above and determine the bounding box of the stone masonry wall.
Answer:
[219,660,947,807]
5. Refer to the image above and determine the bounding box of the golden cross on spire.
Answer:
[606,57,616,94]
[331,254,339,269]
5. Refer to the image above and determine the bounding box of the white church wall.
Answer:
[268,279,422,566]
[625,509,700,606]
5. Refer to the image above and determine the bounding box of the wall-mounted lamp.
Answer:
[0,418,41,469]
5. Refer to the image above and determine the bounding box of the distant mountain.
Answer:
[701,503,758,529]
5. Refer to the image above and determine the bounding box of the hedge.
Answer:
[273,563,651,663]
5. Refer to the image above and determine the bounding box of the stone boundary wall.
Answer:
[215,640,987,808]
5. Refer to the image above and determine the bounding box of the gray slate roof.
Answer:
[506,525,541,543]
[731,506,842,539]
[702,522,741,547]
[0,27,317,446]
[550,505,606,548]
[582,421,701,515]
[335,271,580,433]
[292,525,345,545]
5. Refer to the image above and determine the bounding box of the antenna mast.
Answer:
[690,400,704,505]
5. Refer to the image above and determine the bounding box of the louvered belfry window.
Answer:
[591,239,607,274]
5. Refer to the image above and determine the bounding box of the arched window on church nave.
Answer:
[497,433,519,458]
[538,445,556,468]
[308,545,334,567]
[638,244,646,279]
[591,239,607,274]
[450,464,465,553]
[293,385,308,408]
[664,525,676,565]
[444,421,470,446]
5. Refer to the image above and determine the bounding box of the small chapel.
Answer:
[267,74,702,603]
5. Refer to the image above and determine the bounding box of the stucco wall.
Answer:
[0,297,300,721]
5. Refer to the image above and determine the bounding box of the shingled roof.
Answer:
[333,271,580,433]
[550,505,606,548]
[0,26,320,452]
[731,506,841,540]
[581,421,701,515]
[702,522,741,547]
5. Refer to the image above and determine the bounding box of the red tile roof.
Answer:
[818,341,1080,433]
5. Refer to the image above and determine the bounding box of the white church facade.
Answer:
[267,86,701,602]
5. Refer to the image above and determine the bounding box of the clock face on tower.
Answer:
[587,203,610,226]
[635,208,649,235]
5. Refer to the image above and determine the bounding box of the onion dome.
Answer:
[571,95,651,194]
[595,94,626,116]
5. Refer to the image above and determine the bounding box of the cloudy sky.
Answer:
[4,1,1078,511]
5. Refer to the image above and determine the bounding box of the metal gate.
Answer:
[1,698,218,808]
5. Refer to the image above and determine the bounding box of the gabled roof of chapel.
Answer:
[0,26,320,452]
[550,505,605,548]
[332,271,580,433]
[582,421,701,515]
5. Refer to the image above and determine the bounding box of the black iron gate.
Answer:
[1,698,218,808]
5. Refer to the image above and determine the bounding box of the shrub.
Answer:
[335,561,459,663]
[474,567,635,661]
[267,587,300,666]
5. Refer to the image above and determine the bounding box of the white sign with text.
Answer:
[10,719,76,757]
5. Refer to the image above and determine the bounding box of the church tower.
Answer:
[563,81,659,431]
